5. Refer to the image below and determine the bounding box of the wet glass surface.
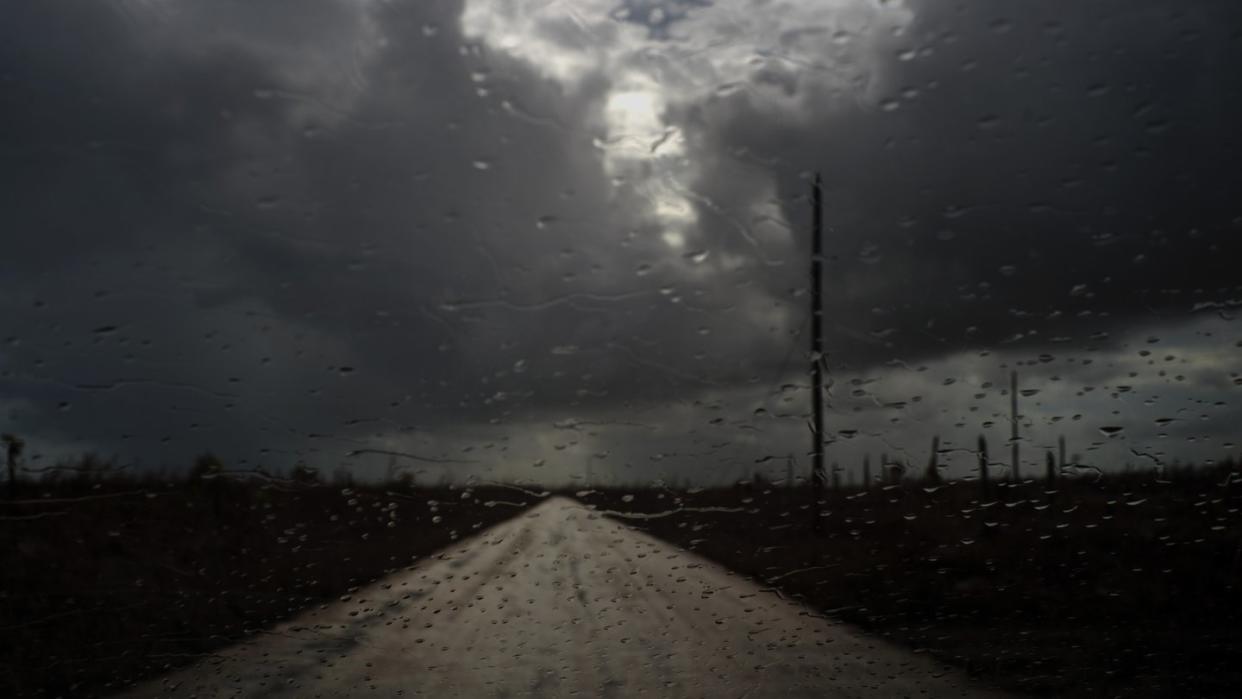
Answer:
[2,1,1241,696]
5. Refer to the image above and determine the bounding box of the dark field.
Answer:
[6,461,1241,698]
[576,466,1242,698]
[0,470,536,697]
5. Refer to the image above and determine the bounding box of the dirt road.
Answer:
[118,497,1004,697]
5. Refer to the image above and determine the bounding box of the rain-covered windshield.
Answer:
[3,1,1241,697]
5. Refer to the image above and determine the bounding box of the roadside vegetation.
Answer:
[6,442,1239,697]
[0,452,536,697]
[576,459,1242,698]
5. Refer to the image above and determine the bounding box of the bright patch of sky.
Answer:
[462,0,912,254]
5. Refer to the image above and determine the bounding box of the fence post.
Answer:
[978,435,990,498]
[1046,450,1058,506]
[1010,370,1020,484]
[925,435,942,483]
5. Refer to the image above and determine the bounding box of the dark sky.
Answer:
[2,0,1241,485]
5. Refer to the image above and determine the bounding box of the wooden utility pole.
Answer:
[810,173,826,529]
[1010,370,1020,482]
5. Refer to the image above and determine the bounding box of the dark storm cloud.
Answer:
[676,0,1242,370]
[0,0,770,469]
[0,0,466,465]
[1,0,1239,481]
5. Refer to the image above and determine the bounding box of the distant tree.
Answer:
[332,466,355,487]
[189,452,227,516]
[74,452,107,486]
[436,469,454,488]
[391,470,415,491]
[291,461,320,485]
[188,452,224,482]
[39,463,63,486]
[3,433,24,498]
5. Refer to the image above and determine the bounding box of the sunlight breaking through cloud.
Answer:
[461,0,913,254]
